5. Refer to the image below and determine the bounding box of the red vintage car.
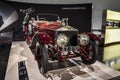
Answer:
[24,13,99,74]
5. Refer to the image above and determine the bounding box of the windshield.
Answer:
[37,14,60,21]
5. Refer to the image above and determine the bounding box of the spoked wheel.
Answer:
[35,42,48,74]
[81,40,98,65]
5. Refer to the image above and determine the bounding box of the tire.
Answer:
[36,43,48,74]
[81,40,98,65]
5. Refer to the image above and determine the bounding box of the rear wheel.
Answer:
[81,40,98,64]
[36,43,48,74]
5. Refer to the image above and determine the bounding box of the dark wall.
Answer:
[5,1,92,32]
[7,0,120,30]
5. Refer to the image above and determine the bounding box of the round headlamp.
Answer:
[56,34,69,47]
[78,33,89,46]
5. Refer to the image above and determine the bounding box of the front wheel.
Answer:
[81,40,98,65]
[36,43,48,74]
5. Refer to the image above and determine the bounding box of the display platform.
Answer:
[5,41,46,80]
[47,60,120,80]
[5,41,120,80]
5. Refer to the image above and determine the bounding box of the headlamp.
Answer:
[56,34,69,47]
[78,33,89,46]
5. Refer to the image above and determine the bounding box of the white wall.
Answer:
[7,0,120,30]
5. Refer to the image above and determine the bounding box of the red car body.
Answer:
[24,13,99,73]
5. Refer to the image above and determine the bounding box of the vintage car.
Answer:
[24,13,99,74]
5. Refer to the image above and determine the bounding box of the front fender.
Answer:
[79,32,100,41]
[86,32,100,41]
[37,32,52,44]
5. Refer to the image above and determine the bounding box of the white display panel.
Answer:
[104,29,120,44]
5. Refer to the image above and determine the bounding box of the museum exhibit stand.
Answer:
[4,41,120,80]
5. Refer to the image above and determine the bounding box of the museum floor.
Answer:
[3,41,120,80]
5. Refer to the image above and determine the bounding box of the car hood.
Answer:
[56,25,78,31]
